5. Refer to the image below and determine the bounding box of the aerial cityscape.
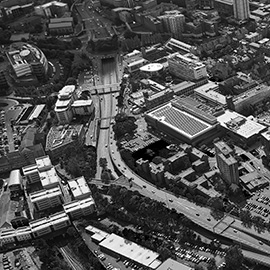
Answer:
[2,0,270,269]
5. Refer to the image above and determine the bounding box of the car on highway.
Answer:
[169,199,173,203]
[152,190,155,194]
[143,185,146,188]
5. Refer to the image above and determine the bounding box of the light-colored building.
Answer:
[49,212,71,231]
[63,197,95,220]
[159,11,185,39]
[71,100,94,116]
[233,0,250,20]
[156,258,193,270]
[68,176,91,200]
[22,164,40,184]
[55,85,78,124]
[215,141,239,184]
[35,1,68,17]
[168,53,207,81]
[0,228,16,246]
[8,169,22,192]
[15,226,32,242]
[29,218,52,238]
[30,187,63,212]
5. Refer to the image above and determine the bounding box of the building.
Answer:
[156,258,193,270]
[127,58,148,73]
[49,212,71,231]
[54,85,78,124]
[15,226,32,242]
[217,110,266,146]
[99,233,161,269]
[29,187,63,212]
[29,218,52,238]
[8,169,22,193]
[240,171,269,193]
[48,17,74,35]
[159,11,185,39]
[63,198,96,220]
[145,98,218,145]
[71,100,94,116]
[45,124,85,160]
[165,38,198,55]
[233,0,250,20]
[85,225,109,243]
[67,176,91,200]
[168,53,207,81]
[214,0,234,17]
[144,89,174,110]
[6,42,48,83]
[0,228,16,246]
[139,63,164,77]
[34,1,68,18]
[261,129,270,155]
[214,141,239,184]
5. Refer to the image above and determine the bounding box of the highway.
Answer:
[95,57,119,179]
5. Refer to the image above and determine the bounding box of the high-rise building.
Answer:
[233,0,250,20]
[159,11,185,38]
[214,141,239,184]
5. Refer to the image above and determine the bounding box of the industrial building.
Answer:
[99,234,161,269]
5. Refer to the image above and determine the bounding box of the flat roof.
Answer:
[72,100,93,107]
[217,110,266,139]
[194,81,226,105]
[261,129,270,140]
[35,156,52,171]
[63,197,95,212]
[146,102,214,140]
[140,63,163,72]
[156,258,193,270]
[85,225,109,242]
[28,104,46,121]
[99,234,160,268]
[49,22,73,29]
[68,176,91,199]
[29,187,61,202]
[39,167,59,188]
[8,169,21,187]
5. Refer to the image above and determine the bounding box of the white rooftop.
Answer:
[99,233,160,268]
[140,63,163,73]
[39,167,59,188]
[72,100,93,107]
[217,110,266,139]
[35,156,52,171]
[68,176,91,199]
[29,187,61,202]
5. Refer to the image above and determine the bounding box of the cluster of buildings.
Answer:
[54,85,94,124]
[0,156,95,248]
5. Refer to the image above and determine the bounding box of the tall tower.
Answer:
[161,12,185,39]
[233,0,250,20]
[214,141,239,185]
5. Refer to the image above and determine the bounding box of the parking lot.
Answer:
[244,188,270,219]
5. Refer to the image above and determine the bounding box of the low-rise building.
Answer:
[68,176,91,200]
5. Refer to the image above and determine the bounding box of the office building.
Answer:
[168,53,207,81]
[29,187,63,212]
[6,42,48,82]
[71,100,94,116]
[48,17,74,35]
[45,124,85,160]
[233,0,250,20]
[159,11,185,39]
[215,141,239,184]
[67,176,91,200]
[29,218,52,238]
[214,0,234,17]
[55,85,78,124]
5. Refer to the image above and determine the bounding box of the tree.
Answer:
[66,77,77,85]
[207,258,217,270]
[239,209,252,227]
[99,158,108,169]
[66,227,78,238]
[224,245,244,270]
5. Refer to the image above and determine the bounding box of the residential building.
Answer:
[159,11,185,39]
[168,53,207,81]
[215,141,239,184]
[29,187,63,212]
[233,0,250,20]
